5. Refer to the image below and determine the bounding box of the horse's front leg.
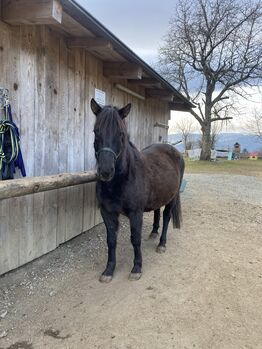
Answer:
[100,207,119,283]
[128,210,143,281]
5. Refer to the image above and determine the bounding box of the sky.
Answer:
[76,0,261,133]
[76,0,175,64]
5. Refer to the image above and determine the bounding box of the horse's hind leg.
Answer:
[149,209,160,239]
[156,201,173,253]
[129,210,143,281]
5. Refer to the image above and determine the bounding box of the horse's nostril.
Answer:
[100,169,112,179]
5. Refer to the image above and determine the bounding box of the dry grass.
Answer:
[185,158,262,177]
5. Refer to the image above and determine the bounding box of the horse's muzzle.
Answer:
[97,168,115,182]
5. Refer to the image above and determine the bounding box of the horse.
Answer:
[91,98,185,283]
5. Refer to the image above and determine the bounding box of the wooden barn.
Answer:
[0,0,193,276]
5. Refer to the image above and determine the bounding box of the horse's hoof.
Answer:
[99,274,113,283]
[149,232,158,240]
[156,245,166,254]
[129,272,142,281]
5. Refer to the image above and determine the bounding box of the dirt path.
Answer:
[0,174,262,349]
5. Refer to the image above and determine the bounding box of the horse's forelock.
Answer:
[95,106,127,135]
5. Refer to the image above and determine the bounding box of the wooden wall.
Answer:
[0,20,170,275]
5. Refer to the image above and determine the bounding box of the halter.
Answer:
[96,147,121,161]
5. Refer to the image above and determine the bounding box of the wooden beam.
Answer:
[154,122,169,130]
[114,84,145,100]
[128,78,160,86]
[66,37,112,50]
[103,62,143,79]
[146,89,174,101]
[2,0,62,25]
[169,101,191,111]
[0,170,97,200]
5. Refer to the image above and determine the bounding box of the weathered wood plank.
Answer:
[0,21,14,274]
[63,47,85,241]
[17,25,37,266]
[34,26,58,256]
[56,35,69,245]
[94,60,103,225]
[0,198,11,275]
[83,53,99,231]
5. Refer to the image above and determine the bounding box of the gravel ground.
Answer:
[0,173,261,349]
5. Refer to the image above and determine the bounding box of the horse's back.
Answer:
[141,143,184,211]
[141,143,182,168]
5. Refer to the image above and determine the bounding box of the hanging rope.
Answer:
[0,90,26,180]
[0,106,19,171]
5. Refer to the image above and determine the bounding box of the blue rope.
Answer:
[0,104,26,179]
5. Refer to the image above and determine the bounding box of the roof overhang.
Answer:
[1,0,195,111]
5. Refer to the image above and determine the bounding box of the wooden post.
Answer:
[0,170,97,200]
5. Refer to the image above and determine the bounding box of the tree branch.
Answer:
[211,116,233,122]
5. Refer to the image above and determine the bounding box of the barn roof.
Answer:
[2,0,194,111]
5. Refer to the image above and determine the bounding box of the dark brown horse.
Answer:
[91,99,184,282]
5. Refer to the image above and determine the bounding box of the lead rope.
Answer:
[0,89,23,179]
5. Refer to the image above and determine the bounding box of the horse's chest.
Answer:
[97,181,142,215]
[97,183,124,212]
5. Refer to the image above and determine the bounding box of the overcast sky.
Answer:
[76,0,261,133]
[76,0,176,64]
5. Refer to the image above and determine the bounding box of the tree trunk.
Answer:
[200,91,213,160]
[200,123,212,160]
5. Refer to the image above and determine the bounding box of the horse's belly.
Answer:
[144,177,179,211]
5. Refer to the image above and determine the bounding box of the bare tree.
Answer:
[245,109,262,142]
[198,121,223,149]
[159,0,262,160]
[171,116,197,151]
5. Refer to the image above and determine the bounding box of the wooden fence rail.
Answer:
[0,170,97,200]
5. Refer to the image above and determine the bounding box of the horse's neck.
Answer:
[115,141,141,179]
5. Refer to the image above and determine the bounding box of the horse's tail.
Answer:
[172,156,185,229]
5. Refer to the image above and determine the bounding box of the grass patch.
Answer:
[185,159,262,177]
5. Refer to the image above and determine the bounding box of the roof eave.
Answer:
[61,0,194,110]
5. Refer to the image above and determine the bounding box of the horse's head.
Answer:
[91,98,131,182]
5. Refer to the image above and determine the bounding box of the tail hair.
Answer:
[172,156,184,229]
[172,193,182,229]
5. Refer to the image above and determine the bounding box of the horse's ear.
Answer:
[119,103,131,119]
[90,98,102,116]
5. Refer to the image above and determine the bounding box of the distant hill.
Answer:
[168,133,262,152]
